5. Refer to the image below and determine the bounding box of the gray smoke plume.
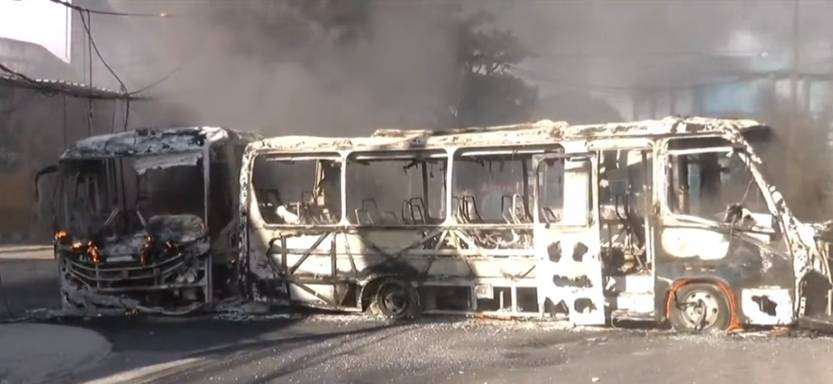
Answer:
[98,1,472,135]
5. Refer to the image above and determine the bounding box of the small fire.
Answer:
[54,230,68,242]
[70,241,84,251]
[87,241,101,265]
[140,235,153,266]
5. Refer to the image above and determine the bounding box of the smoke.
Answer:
[109,1,467,135]
[91,0,833,220]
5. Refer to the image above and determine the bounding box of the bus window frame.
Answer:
[344,149,449,228]
[450,145,564,228]
[532,152,595,229]
[249,152,344,228]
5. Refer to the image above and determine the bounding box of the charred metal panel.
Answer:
[741,288,793,325]
[534,154,605,325]
[654,134,806,325]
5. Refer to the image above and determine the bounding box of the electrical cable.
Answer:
[77,9,127,94]
[0,63,37,83]
[76,9,135,131]
[48,0,170,18]
[128,64,183,96]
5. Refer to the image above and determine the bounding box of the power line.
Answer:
[47,0,170,18]
[74,8,134,131]
[0,63,36,83]
[77,10,127,93]
[128,64,183,96]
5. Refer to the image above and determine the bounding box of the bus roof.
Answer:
[61,126,258,159]
[248,116,766,154]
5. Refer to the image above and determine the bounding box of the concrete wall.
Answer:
[0,81,131,240]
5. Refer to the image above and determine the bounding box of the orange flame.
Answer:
[54,230,68,242]
[139,235,152,266]
[70,241,84,251]
[86,241,100,265]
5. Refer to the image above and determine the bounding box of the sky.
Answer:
[0,0,71,62]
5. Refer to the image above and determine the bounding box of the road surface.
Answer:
[57,314,833,384]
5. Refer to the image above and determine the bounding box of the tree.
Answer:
[447,12,538,127]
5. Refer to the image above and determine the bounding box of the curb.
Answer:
[0,232,47,244]
[0,244,55,260]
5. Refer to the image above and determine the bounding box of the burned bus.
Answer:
[41,127,257,314]
[239,117,833,332]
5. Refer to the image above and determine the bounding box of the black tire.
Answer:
[669,283,731,333]
[369,279,420,320]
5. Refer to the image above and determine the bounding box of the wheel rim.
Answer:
[379,284,409,316]
[679,290,721,330]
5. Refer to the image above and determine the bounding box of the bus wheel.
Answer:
[370,279,419,320]
[669,283,730,333]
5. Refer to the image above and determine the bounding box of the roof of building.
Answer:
[246,116,765,154]
[0,73,141,100]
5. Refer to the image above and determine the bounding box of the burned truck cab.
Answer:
[44,127,256,315]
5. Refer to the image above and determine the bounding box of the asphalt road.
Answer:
[3,248,833,384]
[45,314,832,384]
[0,246,59,320]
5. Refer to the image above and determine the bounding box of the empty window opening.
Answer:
[476,287,513,311]
[420,286,471,311]
[537,157,591,226]
[599,149,651,275]
[346,152,446,225]
[453,150,537,224]
[668,145,768,223]
[516,287,539,313]
[139,165,204,220]
[58,157,205,239]
[252,155,341,225]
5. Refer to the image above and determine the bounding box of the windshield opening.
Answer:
[58,156,205,239]
[668,149,768,221]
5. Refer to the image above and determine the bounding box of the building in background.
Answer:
[0,1,150,241]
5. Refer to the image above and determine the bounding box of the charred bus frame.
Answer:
[240,117,833,332]
[41,127,257,315]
